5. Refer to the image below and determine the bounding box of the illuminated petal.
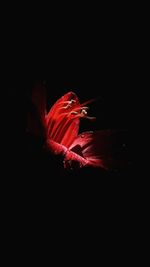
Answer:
[69,130,128,170]
[46,139,67,156]
[46,92,80,147]
[46,139,88,169]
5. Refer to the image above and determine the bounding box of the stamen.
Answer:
[81,109,87,115]
[59,99,76,109]
[70,99,76,103]
[73,106,89,112]
[81,106,89,110]
[70,111,78,115]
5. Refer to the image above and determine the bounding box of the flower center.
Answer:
[59,99,89,118]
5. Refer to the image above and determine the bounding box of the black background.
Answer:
[4,10,135,196]
[1,7,139,252]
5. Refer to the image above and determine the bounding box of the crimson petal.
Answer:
[69,130,129,170]
[46,92,80,147]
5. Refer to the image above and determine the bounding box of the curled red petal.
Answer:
[69,130,129,170]
[46,92,80,147]
[46,139,67,156]
[46,139,88,170]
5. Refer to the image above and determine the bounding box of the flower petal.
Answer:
[46,139,67,156]
[46,92,80,147]
[46,139,88,169]
[69,130,129,170]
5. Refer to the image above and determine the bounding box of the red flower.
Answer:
[28,84,127,171]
